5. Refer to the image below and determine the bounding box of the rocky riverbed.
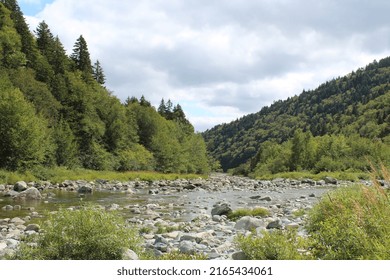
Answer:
[0,174,368,260]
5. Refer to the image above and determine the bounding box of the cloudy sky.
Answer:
[19,0,390,131]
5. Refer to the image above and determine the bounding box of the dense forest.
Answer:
[203,57,390,174]
[0,0,210,174]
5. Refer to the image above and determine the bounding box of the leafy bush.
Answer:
[117,144,155,171]
[306,168,390,259]
[13,206,143,260]
[235,229,310,260]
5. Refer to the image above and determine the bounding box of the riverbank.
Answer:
[0,174,379,259]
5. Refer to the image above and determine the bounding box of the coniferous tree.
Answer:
[70,35,92,76]
[92,60,105,84]
[35,21,55,58]
[158,98,167,117]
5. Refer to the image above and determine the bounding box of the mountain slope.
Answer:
[203,57,390,171]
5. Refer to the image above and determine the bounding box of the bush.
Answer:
[235,229,310,260]
[13,205,143,260]
[306,168,390,259]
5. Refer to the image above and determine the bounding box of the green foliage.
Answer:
[13,206,143,260]
[227,207,269,221]
[117,144,155,171]
[249,132,389,177]
[70,35,92,78]
[0,87,51,170]
[306,177,390,259]
[235,229,310,260]
[0,3,26,68]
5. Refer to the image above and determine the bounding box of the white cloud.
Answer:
[24,0,390,131]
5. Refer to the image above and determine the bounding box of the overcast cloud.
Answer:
[21,0,390,131]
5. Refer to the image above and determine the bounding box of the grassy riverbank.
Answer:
[250,171,370,181]
[0,167,207,185]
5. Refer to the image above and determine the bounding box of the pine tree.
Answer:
[93,60,105,84]
[35,21,55,58]
[51,36,69,74]
[70,35,92,75]
[158,98,167,117]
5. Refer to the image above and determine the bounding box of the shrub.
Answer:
[13,205,143,260]
[235,229,310,260]
[306,167,390,259]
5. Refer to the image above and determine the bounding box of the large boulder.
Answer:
[324,176,338,185]
[234,216,264,231]
[211,203,232,216]
[13,187,42,201]
[13,181,27,192]
[77,185,93,194]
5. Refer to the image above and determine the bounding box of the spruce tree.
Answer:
[93,60,105,84]
[70,35,92,76]
[35,21,55,59]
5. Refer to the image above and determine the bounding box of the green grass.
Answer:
[251,171,369,181]
[0,167,208,184]
[227,207,270,221]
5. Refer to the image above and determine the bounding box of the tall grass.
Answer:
[306,164,390,259]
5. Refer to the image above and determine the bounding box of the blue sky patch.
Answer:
[19,0,54,16]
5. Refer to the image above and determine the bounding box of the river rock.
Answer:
[211,203,232,216]
[78,185,93,194]
[123,249,139,260]
[324,177,338,185]
[266,219,282,229]
[2,205,13,211]
[234,216,264,231]
[13,181,27,192]
[179,240,195,254]
[13,187,42,201]
[25,224,40,232]
[10,217,25,225]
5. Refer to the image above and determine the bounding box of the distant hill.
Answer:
[203,57,390,172]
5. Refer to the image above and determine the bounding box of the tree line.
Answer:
[0,0,210,174]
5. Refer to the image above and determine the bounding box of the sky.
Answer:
[18,0,390,132]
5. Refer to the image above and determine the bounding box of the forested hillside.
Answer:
[203,57,390,173]
[0,0,210,174]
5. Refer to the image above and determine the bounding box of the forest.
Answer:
[203,57,390,175]
[0,0,210,175]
